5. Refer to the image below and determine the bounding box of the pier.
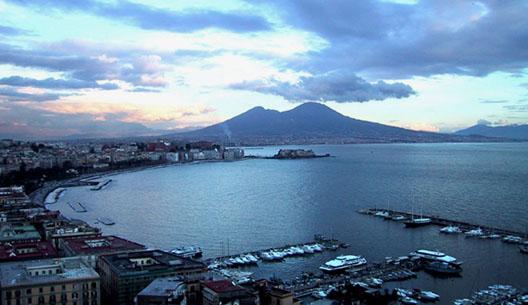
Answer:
[90,179,112,191]
[67,202,87,213]
[358,208,528,238]
[205,235,341,267]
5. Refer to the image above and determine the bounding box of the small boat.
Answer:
[170,246,203,258]
[414,289,440,302]
[519,244,528,254]
[479,234,501,239]
[260,252,275,261]
[404,217,432,228]
[400,296,419,305]
[328,244,339,251]
[291,246,304,255]
[502,235,523,244]
[395,288,412,297]
[312,290,327,299]
[424,261,462,275]
[391,215,407,221]
[440,226,462,234]
[464,228,484,237]
[364,278,383,288]
[245,254,259,263]
[374,211,390,218]
[302,245,315,254]
[311,244,324,252]
[340,243,350,248]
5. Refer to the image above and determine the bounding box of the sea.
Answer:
[48,143,528,304]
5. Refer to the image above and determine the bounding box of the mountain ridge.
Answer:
[455,124,528,140]
[173,102,501,145]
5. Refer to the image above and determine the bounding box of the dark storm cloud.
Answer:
[256,0,528,79]
[6,0,271,33]
[0,76,118,90]
[231,70,415,103]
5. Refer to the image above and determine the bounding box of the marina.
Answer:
[359,208,528,242]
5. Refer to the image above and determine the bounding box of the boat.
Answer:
[400,296,419,305]
[170,246,203,258]
[302,245,315,254]
[260,252,275,261]
[364,278,383,288]
[291,246,304,255]
[96,217,115,225]
[391,215,407,221]
[311,244,324,252]
[502,235,523,244]
[404,217,432,227]
[413,289,440,302]
[464,227,484,237]
[409,249,459,264]
[440,226,462,234]
[424,261,462,275]
[319,255,367,273]
[374,211,390,218]
[519,244,528,254]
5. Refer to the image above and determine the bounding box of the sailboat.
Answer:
[404,191,432,228]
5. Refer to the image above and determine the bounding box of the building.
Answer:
[62,236,145,268]
[0,241,57,262]
[135,277,186,305]
[0,186,31,209]
[97,250,207,305]
[0,222,41,244]
[0,257,100,305]
[201,280,257,305]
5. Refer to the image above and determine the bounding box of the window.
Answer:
[62,285,66,291]
[6,291,12,299]
[26,288,32,295]
[39,288,43,293]
[91,282,96,289]
[50,286,55,292]
[27,297,32,304]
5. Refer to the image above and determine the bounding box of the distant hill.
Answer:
[174,102,497,145]
[455,124,528,140]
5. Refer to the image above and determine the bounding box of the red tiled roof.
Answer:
[63,235,145,255]
[0,241,58,262]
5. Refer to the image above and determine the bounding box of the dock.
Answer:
[67,202,87,213]
[90,179,112,191]
[358,208,528,238]
[206,235,341,268]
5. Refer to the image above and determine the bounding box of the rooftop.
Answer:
[62,235,145,255]
[0,241,58,262]
[203,280,244,294]
[100,250,206,276]
[0,257,99,288]
[137,277,185,298]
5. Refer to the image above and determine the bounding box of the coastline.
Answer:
[32,159,248,207]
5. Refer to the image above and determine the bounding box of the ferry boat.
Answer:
[170,246,203,258]
[319,255,367,273]
[409,249,459,264]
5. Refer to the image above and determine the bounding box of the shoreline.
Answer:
[32,159,249,207]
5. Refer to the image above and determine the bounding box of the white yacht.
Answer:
[319,255,367,273]
[409,249,459,264]
[440,226,462,234]
[302,245,315,254]
[464,227,484,237]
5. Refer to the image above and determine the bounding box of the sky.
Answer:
[0,0,527,139]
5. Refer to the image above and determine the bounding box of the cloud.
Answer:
[259,0,528,79]
[0,25,29,36]
[230,70,415,102]
[0,76,118,90]
[477,119,491,125]
[503,105,528,113]
[479,99,509,104]
[0,87,69,102]
[0,43,169,89]
[6,0,271,33]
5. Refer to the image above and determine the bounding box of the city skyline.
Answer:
[1,0,527,139]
